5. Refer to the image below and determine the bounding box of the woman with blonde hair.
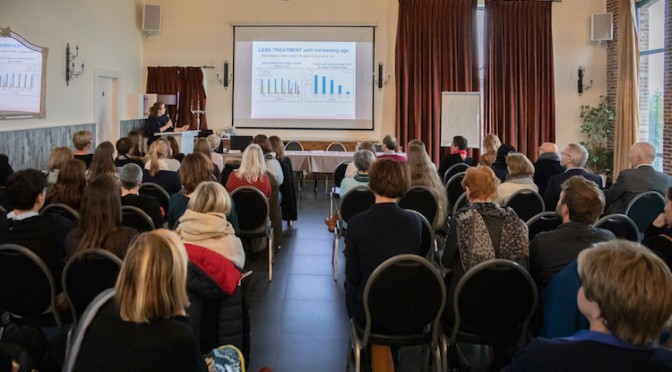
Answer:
[480,134,501,167]
[45,159,86,210]
[72,130,94,168]
[176,181,245,268]
[86,141,118,182]
[164,136,184,163]
[143,140,181,194]
[495,152,538,205]
[194,137,223,174]
[405,144,449,229]
[225,144,271,198]
[72,229,208,371]
[46,146,74,185]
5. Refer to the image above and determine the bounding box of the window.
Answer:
[637,0,665,170]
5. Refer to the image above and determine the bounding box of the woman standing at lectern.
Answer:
[146,101,189,146]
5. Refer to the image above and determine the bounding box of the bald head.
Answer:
[629,142,656,167]
[539,142,558,155]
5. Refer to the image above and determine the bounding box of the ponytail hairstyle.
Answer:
[147,140,170,177]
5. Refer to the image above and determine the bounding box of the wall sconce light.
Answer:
[578,66,592,96]
[66,43,84,86]
[375,62,390,91]
[217,61,233,89]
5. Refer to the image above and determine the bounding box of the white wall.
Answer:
[0,0,143,132]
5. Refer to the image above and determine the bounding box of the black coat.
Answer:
[279,157,298,221]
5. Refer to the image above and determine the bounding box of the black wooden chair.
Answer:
[526,212,562,241]
[334,186,375,281]
[121,205,156,232]
[231,186,274,281]
[502,189,545,223]
[139,182,171,221]
[399,186,439,229]
[443,163,469,185]
[329,161,352,216]
[404,209,436,259]
[452,192,469,216]
[624,191,665,241]
[594,213,639,242]
[347,254,445,372]
[445,172,466,212]
[41,203,80,224]
[316,142,348,193]
[284,141,305,192]
[643,234,672,270]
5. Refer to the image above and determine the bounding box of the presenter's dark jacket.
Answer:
[146,115,171,146]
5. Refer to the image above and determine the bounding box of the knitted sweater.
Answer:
[176,209,245,269]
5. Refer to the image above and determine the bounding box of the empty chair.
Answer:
[62,248,123,323]
[333,186,375,281]
[445,172,466,211]
[347,254,445,372]
[624,191,665,240]
[230,186,274,281]
[121,205,156,232]
[443,163,469,185]
[398,186,439,228]
[526,212,562,241]
[441,259,538,371]
[502,189,545,223]
[330,161,352,216]
[41,202,80,223]
[316,142,348,193]
[594,213,639,242]
[139,182,171,220]
[284,140,304,151]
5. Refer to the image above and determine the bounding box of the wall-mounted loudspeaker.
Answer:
[591,13,613,42]
[223,62,229,88]
[142,4,162,33]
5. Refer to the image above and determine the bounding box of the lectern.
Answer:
[154,130,200,154]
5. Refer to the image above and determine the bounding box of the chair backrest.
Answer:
[230,186,270,232]
[445,171,466,208]
[443,163,469,184]
[451,259,537,342]
[284,140,304,151]
[326,142,347,152]
[404,209,435,257]
[362,254,445,347]
[644,234,672,271]
[333,161,351,188]
[624,191,665,234]
[62,249,123,323]
[0,244,62,326]
[502,189,545,223]
[0,204,6,213]
[594,213,640,242]
[339,186,375,223]
[398,186,438,226]
[526,212,562,241]
[121,205,156,232]
[139,182,171,213]
[41,203,80,223]
[452,192,469,216]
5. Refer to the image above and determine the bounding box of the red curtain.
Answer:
[146,67,208,131]
[396,0,479,165]
[483,0,555,160]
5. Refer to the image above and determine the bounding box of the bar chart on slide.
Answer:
[304,69,354,102]
[253,68,303,101]
[0,72,37,90]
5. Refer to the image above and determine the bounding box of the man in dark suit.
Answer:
[533,142,565,196]
[604,142,672,214]
[544,143,602,211]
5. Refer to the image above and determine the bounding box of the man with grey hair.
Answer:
[119,163,163,228]
[604,142,672,214]
[534,142,565,196]
[378,134,406,162]
[543,143,603,211]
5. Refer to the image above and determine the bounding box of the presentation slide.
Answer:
[251,41,356,120]
[233,26,374,130]
[0,36,43,113]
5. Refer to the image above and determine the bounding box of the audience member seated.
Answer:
[193,138,222,176]
[0,153,13,187]
[480,134,501,167]
[225,144,271,198]
[114,137,145,168]
[207,134,224,168]
[72,230,209,371]
[495,152,538,205]
[269,135,298,223]
[643,186,672,245]
[324,149,376,232]
[506,240,672,371]
[165,136,185,163]
[406,144,449,229]
[605,142,672,214]
[127,130,145,158]
[0,169,74,284]
[64,175,138,259]
[45,159,86,210]
[534,142,565,196]
[377,134,406,162]
[438,135,474,178]
[345,158,422,324]
[544,143,603,211]
[345,141,374,179]
[176,181,245,269]
[143,140,181,195]
[442,166,528,294]
[72,130,94,169]
[119,163,164,229]
[45,146,74,185]
[86,141,118,182]
[490,143,516,182]
[253,135,284,186]
[530,176,615,290]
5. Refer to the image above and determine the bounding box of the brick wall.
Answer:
[606,0,619,152]
[664,0,672,172]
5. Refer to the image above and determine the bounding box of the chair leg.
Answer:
[440,334,448,372]
[434,344,442,372]
[333,235,339,281]
[268,235,273,282]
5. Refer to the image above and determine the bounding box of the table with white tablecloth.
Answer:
[221,150,355,174]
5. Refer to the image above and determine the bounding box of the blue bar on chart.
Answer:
[330,80,334,94]
[322,76,326,94]
[338,86,342,95]
[314,75,318,94]
[281,79,284,94]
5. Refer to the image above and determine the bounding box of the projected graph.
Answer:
[0,72,36,90]
[304,69,354,102]
[253,68,303,102]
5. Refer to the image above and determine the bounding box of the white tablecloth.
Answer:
[221,150,355,174]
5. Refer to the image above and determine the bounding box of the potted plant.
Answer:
[579,96,615,179]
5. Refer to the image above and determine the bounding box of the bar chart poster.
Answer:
[0,36,43,113]
[251,41,356,120]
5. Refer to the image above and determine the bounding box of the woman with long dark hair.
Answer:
[45,159,86,210]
